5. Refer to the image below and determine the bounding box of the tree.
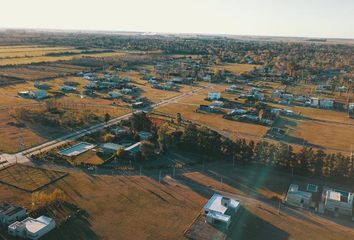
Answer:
[130,112,152,133]
[116,148,125,159]
[104,113,111,125]
[102,133,115,143]
[176,113,182,125]
[157,123,171,152]
[140,141,155,160]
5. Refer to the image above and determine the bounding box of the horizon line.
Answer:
[1,27,354,41]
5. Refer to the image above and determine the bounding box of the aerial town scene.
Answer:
[0,1,353,239]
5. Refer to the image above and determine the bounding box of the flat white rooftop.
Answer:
[207,211,230,223]
[204,194,240,215]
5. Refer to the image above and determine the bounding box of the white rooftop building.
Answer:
[208,92,221,101]
[284,184,314,208]
[204,194,240,229]
[324,190,354,217]
[8,216,55,240]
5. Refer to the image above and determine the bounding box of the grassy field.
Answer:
[0,49,127,66]
[0,63,87,81]
[0,46,76,58]
[271,103,354,153]
[0,164,67,192]
[213,63,260,74]
[155,84,269,141]
[1,160,354,239]
[0,171,204,240]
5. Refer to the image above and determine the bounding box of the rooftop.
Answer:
[204,194,240,215]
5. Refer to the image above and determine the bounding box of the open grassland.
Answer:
[1,161,354,239]
[0,50,127,66]
[213,63,260,74]
[0,97,130,153]
[0,164,67,192]
[271,103,354,153]
[0,46,76,59]
[0,172,204,240]
[0,63,87,81]
[155,84,269,141]
[71,151,105,166]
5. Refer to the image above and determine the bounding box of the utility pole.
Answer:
[173,166,175,178]
[159,170,162,183]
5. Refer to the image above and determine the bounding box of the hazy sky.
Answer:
[1,0,353,38]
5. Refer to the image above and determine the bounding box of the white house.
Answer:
[138,131,153,141]
[32,90,47,100]
[122,88,133,95]
[284,184,313,208]
[319,99,334,109]
[8,216,55,240]
[208,92,221,100]
[60,85,76,92]
[324,190,354,217]
[101,143,124,154]
[204,194,240,229]
[306,97,319,107]
[0,203,27,226]
[108,91,122,99]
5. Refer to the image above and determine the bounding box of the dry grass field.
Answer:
[155,84,269,141]
[0,63,87,81]
[0,46,76,58]
[213,63,260,74]
[71,151,105,166]
[270,103,354,153]
[1,161,354,239]
[0,171,205,240]
[0,48,127,66]
[0,164,67,192]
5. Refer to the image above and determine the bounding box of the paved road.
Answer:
[0,85,209,167]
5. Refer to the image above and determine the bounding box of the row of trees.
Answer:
[157,121,353,182]
[122,112,353,182]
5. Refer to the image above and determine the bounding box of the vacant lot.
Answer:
[0,48,126,66]
[0,164,67,192]
[0,172,204,240]
[0,63,87,81]
[0,46,76,59]
[213,63,260,74]
[271,103,354,153]
[155,84,269,141]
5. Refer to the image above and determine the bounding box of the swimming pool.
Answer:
[59,142,96,157]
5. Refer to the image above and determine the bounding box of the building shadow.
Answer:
[227,207,289,240]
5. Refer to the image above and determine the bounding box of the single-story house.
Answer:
[208,92,221,100]
[324,189,353,217]
[60,85,76,92]
[138,131,153,141]
[101,143,124,154]
[108,91,122,99]
[306,97,319,107]
[0,203,27,226]
[284,184,314,208]
[110,127,128,136]
[319,99,334,109]
[124,142,141,156]
[8,216,55,240]
[204,193,240,229]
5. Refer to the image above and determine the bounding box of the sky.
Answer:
[1,0,353,38]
